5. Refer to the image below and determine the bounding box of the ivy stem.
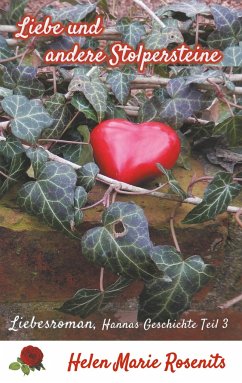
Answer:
[49,111,80,150]
[170,202,182,253]
[100,267,104,292]
[0,121,10,130]
[218,293,242,309]
[195,15,200,45]
[235,209,242,228]
[38,139,90,145]
[0,169,15,181]
[132,0,166,28]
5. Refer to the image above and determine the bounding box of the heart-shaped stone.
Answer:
[90,119,180,185]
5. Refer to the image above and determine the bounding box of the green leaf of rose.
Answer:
[1,96,53,144]
[21,364,30,376]
[9,362,21,370]
[82,202,163,281]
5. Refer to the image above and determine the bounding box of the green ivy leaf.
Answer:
[1,96,53,144]
[68,75,107,122]
[156,1,210,18]
[0,36,15,63]
[0,134,24,159]
[21,364,30,376]
[42,3,97,22]
[213,115,242,146]
[183,172,241,224]
[59,277,132,317]
[105,97,127,119]
[157,163,188,199]
[82,202,163,281]
[9,362,21,370]
[222,46,242,66]
[2,66,45,98]
[116,17,146,48]
[144,26,183,50]
[159,78,210,129]
[71,93,98,122]
[138,99,158,122]
[0,86,13,98]
[0,153,30,198]
[74,186,87,225]
[43,93,72,139]
[7,0,28,23]
[76,162,99,192]
[138,246,214,322]
[106,68,136,105]
[26,147,49,178]
[17,161,82,237]
[208,6,242,49]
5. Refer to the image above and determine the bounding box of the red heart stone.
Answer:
[90,119,180,185]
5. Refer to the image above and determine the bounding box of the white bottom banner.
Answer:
[0,341,241,382]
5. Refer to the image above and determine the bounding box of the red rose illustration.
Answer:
[9,345,45,376]
[20,346,43,367]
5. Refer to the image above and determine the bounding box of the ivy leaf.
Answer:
[105,97,127,119]
[7,0,28,23]
[116,17,146,48]
[26,147,49,178]
[107,68,136,105]
[138,246,214,322]
[9,362,21,370]
[159,78,209,129]
[208,6,242,50]
[82,202,163,281]
[1,96,53,144]
[156,1,210,18]
[0,134,24,159]
[17,161,82,237]
[48,35,86,51]
[52,125,93,166]
[74,186,87,225]
[211,5,240,31]
[0,36,15,63]
[68,75,107,122]
[59,277,132,317]
[76,162,99,192]
[71,93,98,122]
[2,66,45,98]
[213,115,242,146]
[144,26,184,50]
[42,3,97,22]
[138,99,158,123]
[157,163,188,200]
[0,86,13,98]
[222,46,242,66]
[0,152,30,198]
[183,172,241,224]
[43,93,72,139]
